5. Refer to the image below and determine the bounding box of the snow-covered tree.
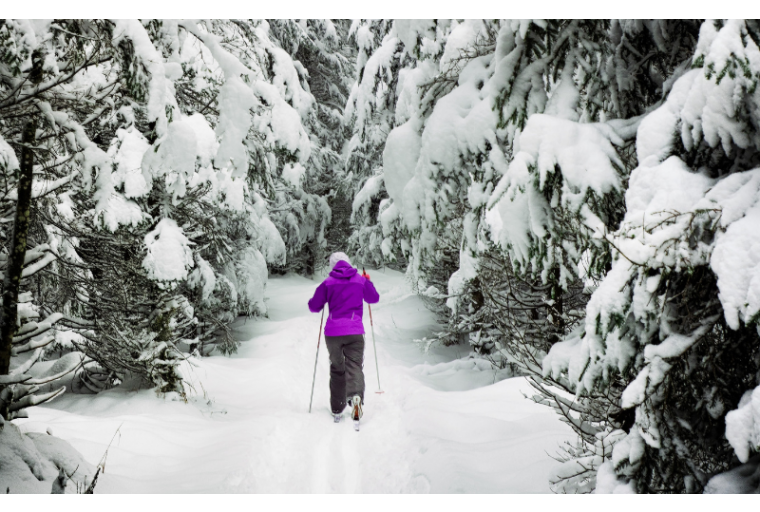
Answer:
[0,19,321,409]
[6,18,760,495]
[344,19,409,267]
[347,19,754,493]
[267,19,354,275]
[543,19,760,492]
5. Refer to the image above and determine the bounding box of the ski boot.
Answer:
[351,395,362,431]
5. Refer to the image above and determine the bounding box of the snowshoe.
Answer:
[333,413,342,423]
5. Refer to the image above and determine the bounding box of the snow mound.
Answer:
[0,422,94,494]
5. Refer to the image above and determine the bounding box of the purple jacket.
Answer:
[308,261,380,337]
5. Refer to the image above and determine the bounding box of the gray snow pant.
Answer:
[325,334,365,414]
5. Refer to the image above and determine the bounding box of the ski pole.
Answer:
[368,303,383,394]
[308,309,325,413]
[361,266,384,394]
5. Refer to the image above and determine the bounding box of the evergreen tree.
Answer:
[4,19,760,495]
[544,19,760,493]
[0,19,318,410]
[267,19,355,275]
[346,19,750,493]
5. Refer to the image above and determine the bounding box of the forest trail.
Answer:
[17,269,573,493]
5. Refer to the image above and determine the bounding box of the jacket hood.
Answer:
[329,260,357,279]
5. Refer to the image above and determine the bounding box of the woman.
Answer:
[308,252,379,423]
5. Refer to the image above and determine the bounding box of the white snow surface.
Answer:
[15,269,573,493]
[725,386,760,464]
[0,133,20,172]
[352,174,384,217]
[0,421,94,493]
[382,119,421,209]
[111,127,151,199]
[281,162,306,189]
[142,218,195,282]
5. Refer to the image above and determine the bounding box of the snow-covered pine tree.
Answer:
[478,19,702,493]
[344,19,409,268]
[8,19,760,495]
[446,19,703,493]
[0,122,77,420]
[346,19,716,493]
[0,19,318,400]
[0,20,112,418]
[297,20,356,267]
[347,20,612,343]
[543,19,760,493]
[267,19,354,275]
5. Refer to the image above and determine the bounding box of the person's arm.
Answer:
[362,274,379,304]
[308,282,328,312]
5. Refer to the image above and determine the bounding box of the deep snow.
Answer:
[15,268,573,493]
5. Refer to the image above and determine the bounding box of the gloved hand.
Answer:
[361,270,371,281]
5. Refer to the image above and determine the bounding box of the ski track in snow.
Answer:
[17,269,573,493]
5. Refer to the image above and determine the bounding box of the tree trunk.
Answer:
[0,120,36,419]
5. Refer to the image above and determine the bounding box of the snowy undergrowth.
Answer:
[0,420,94,493]
[14,269,572,493]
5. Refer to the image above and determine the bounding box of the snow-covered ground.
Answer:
[16,269,573,493]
